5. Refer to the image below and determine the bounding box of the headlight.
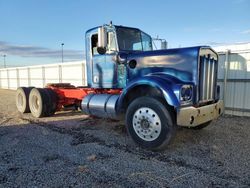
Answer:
[180,85,193,104]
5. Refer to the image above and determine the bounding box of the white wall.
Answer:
[0,61,87,89]
[214,43,250,117]
[1,43,250,116]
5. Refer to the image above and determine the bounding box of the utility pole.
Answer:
[61,43,64,63]
[3,54,6,68]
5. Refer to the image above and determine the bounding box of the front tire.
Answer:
[125,97,175,150]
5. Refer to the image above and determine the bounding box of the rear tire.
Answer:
[16,87,33,113]
[126,97,176,151]
[29,88,54,118]
[44,88,58,116]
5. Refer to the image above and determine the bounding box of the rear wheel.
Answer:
[16,87,33,113]
[126,97,176,150]
[44,88,58,116]
[29,88,44,118]
[29,88,56,118]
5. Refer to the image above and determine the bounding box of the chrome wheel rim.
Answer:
[31,95,40,111]
[17,93,24,108]
[132,107,161,141]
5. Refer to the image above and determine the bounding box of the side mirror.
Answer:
[161,40,168,49]
[97,26,107,55]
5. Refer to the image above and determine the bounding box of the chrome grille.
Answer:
[199,54,217,102]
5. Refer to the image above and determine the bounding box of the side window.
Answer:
[133,42,143,51]
[91,31,117,55]
[141,32,152,51]
[91,34,98,55]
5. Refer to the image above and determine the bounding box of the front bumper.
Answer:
[177,100,223,127]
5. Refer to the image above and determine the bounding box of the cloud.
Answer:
[0,41,84,60]
[241,29,250,34]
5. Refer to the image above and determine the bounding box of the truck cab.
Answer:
[83,23,223,149]
[85,24,153,89]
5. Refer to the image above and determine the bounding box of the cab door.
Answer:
[91,31,118,88]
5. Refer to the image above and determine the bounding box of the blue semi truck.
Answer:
[16,23,223,150]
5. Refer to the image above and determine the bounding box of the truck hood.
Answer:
[125,46,207,84]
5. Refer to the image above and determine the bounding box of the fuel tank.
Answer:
[81,94,120,119]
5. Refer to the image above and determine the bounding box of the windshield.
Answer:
[116,27,152,51]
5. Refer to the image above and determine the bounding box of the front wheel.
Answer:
[125,97,176,150]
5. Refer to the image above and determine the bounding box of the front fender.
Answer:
[118,74,185,109]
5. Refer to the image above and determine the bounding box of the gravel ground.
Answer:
[0,89,250,187]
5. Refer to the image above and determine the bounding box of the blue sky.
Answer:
[0,0,249,67]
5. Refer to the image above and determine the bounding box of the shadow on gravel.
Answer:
[50,110,83,117]
[0,115,250,187]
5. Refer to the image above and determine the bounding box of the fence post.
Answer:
[0,70,1,88]
[16,68,20,88]
[223,50,230,114]
[7,69,10,89]
[27,67,31,87]
[82,62,86,86]
[42,66,46,87]
[58,65,62,83]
